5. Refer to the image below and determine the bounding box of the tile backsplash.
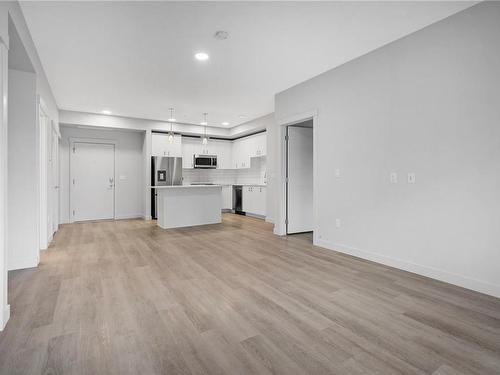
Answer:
[183,157,266,185]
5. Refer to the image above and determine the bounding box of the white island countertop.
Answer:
[151,184,221,189]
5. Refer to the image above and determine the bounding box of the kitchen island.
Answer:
[152,185,222,229]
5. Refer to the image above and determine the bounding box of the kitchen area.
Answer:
[150,130,267,229]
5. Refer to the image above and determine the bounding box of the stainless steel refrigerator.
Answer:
[151,156,183,219]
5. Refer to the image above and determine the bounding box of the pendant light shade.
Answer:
[201,113,209,145]
[168,108,175,143]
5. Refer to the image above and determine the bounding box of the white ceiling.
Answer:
[20,1,473,128]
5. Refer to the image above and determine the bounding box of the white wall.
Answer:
[0,3,59,124]
[7,69,38,270]
[59,126,144,223]
[0,41,8,330]
[0,2,59,330]
[273,2,500,297]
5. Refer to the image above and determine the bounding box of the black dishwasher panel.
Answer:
[233,185,245,215]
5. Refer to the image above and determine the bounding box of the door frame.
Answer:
[0,39,9,330]
[285,124,314,235]
[38,97,49,251]
[48,120,60,240]
[69,137,117,223]
[276,109,318,244]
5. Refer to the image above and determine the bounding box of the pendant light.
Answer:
[167,108,175,143]
[201,113,209,145]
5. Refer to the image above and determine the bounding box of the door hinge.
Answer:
[285,219,288,225]
[72,210,75,216]
[73,146,76,153]
[72,178,75,185]
[285,135,289,141]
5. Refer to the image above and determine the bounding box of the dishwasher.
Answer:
[233,185,245,215]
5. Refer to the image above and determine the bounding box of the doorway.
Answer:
[286,120,313,234]
[70,141,115,222]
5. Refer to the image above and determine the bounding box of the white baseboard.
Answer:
[315,238,500,299]
[0,304,10,331]
[265,217,274,224]
[245,213,266,220]
[114,213,144,220]
[8,255,39,271]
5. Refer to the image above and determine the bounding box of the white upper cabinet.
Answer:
[181,137,233,169]
[213,140,233,169]
[231,132,266,169]
[152,133,182,157]
[247,132,266,157]
[253,132,266,157]
[175,132,266,169]
[232,137,251,169]
[181,137,195,168]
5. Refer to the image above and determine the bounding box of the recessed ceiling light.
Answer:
[102,110,112,115]
[168,118,176,122]
[222,122,229,126]
[194,52,209,61]
[200,121,208,125]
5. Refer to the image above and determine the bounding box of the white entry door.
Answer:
[70,142,115,222]
[287,126,313,234]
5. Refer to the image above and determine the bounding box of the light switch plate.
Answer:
[390,172,398,184]
[407,173,416,184]
[335,219,341,228]
[335,168,341,178]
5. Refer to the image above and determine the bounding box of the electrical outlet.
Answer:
[390,172,398,184]
[335,219,341,228]
[407,173,416,184]
[335,168,341,178]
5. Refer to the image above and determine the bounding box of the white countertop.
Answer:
[212,183,267,187]
[151,184,267,188]
[151,185,222,189]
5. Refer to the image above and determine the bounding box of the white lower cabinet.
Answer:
[242,186,266,216]
[221,186,233,210]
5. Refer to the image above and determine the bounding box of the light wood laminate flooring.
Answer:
[1,214,499,374]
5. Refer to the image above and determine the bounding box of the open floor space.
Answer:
[1,2,499,373]
[1,214,499,375]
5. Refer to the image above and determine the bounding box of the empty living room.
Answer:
[0,1,499,374]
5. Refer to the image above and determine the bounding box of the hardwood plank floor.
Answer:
[1,213,499,374]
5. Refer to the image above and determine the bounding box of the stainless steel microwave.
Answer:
[194,155,217,169]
